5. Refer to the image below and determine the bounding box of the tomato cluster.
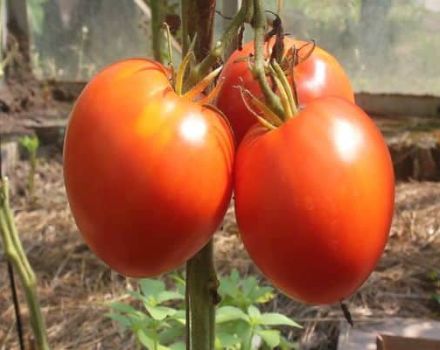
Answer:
[64,39,394,304]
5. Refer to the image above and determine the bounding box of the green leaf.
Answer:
[106,312,132,328]
[433,294,440,304]
[136,329,155,349]
[218,276,239,299]
[260,313,302,328]
[157,290,184,303]
[216,306,249,324]
[109,302,138,315]
[19,136,39,153]
[247,305,261,319]
[256,329,281,348]
[128,290,147,302]
[145,305,177,321]
[171,310,186,324]
[159,323,185,344]
[253,287,275,304]
[169,342,185,350]
[139,279,166,298]
[216,332,241,347]
[242,276,258,297]
[280,336,299,350]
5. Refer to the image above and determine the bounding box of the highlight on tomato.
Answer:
[216,37,354,143]
[63,58,235,277]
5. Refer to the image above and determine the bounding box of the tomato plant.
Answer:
[63,58,234,277]
[234,97,394,304]
[216,38,354,143]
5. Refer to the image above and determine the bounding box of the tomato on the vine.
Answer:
[217,38,354,143]
[234,97,394,304]
[64,58,234,277]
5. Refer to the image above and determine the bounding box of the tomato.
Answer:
[234,97,394,304]
[64,58,234,277]
[217,38,354,143]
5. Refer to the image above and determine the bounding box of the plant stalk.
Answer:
[0,178,50,350]
[251,0,285,118]
[181,1,218,349]
[150,0,166,63]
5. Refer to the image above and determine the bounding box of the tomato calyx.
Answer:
[239,57,300,131]
[172,47,223,105]
[233,13,318,131]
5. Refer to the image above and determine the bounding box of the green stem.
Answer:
[150,0,166,63]
[251,0,285,119]
[244,325,255,350]
[194,0,254,82]
[185,242,217,350]
[181,1,218,349]
[0,178,50,350]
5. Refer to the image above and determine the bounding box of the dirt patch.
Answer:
[0,158,439,349]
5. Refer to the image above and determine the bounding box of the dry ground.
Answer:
[1,157,439,349]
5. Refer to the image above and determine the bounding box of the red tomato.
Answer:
[64,58,234,277]
[217,38,354,143]
[234,97,394,304]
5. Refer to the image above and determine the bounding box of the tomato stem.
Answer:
[162,22,175,83]
[193,0,254,83]
[272,60,298,116]
[150,0,166,63]
[0,178,50,350]
[251,0,285,119]
[181,1,218,349]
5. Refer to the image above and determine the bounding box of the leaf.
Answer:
[159,323,185,343]
[247,305,261,320]
[242,276,258,297]
[136,329,155,349]
[280,336,299,350]
[256,329,281,348]
[216,306,249,324]
[106,312,132,328]
[139,279,166,298]
[128,290,147,302]
[169,342,185,350]
[145,305,177,321]
[109,302,138,315]
[216,332,241,347]
[171,310,186,324]
[157,290,184,303]
[253,287,275,304]
[260,313,302,328]
[218,276,239,299]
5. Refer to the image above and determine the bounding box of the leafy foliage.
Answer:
[108,271,301,349]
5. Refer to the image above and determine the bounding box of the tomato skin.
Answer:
[217,38,354,143]
[234,97,394,304]
[64,58,234,277]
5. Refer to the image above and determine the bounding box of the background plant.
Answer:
[18,135,40,200]
[108,271,301,350]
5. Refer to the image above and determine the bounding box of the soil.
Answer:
[0,156,439,350]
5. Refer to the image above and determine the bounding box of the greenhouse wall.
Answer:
[25,0,440,96]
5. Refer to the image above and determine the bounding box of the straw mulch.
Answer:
[1,157,439,350]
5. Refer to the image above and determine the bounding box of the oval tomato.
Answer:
[234,97,394,304]
[64,58,234,277]
[217,38,354,143]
